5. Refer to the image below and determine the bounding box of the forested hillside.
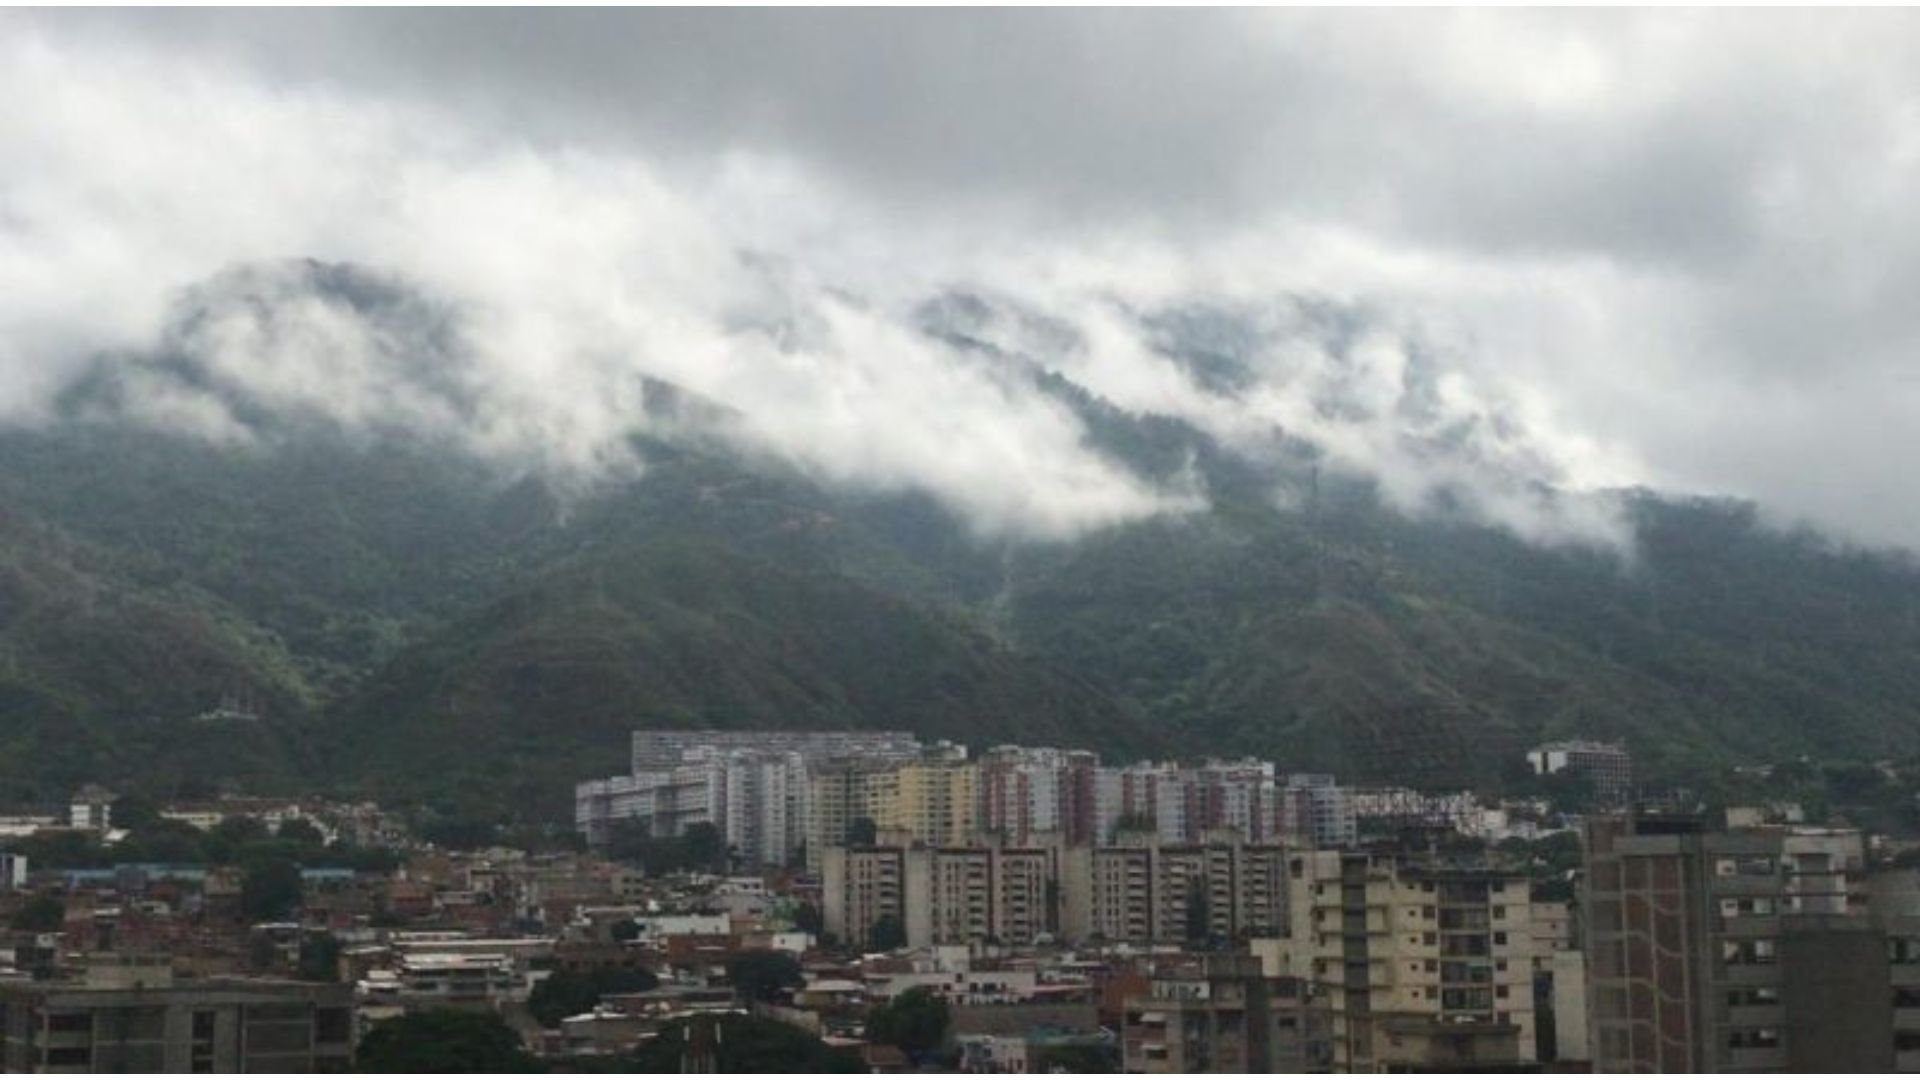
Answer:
[7,356,1920,823]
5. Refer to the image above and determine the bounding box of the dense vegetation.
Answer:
[353,1010,540,1073]
[11,311,1920,825]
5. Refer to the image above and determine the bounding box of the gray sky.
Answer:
[7,10,1920,547]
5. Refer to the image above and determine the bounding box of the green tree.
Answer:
[726,948,803,1003]
[109,794,161,833]
[609,918,641,943]
[354,1009,539,1072]
[866,987,950,1060]
[791,901,824,937]
[240,856,303,922]
[844,817,878,846]
[868,913,906,952]
[682,822,725,872]
[1033,1043,1119,1073]
[9,894,66,932]
[624,1015,862,1073]
[205,815,270,864]
[419,818,499,851]
[276,818,327,849]
[1183,883,1211,945]
[298,932,341,982]
[528,967,659,1027]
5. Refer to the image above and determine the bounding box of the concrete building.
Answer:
[1121,956,1333,1073]
[821,846,907,950]
[978,747,1101,847]
[1582,813,1873,1071]
[0,962,353,1072]
[1283,850,1538,1072]
[806,759,886,873]
[822,839,1061,950]
[579,729,919,863]
[0,852,25,890]
[629,729,920,773]
[1526,740,1633,804]
[68,785,114,832]
[1063,833,1288,946]
[1278,775,1357,850]
[865,747,978,848]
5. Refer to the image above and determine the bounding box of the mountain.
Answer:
[322,541,1162,821]
[7,267,1920,822]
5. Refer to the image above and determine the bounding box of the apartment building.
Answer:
[579,729,920,864]
[1277,774,1358,850]
[1582,813,1874,1071]
[978,746,1101,847]
[1527,739,1633,804]
[1121,955,1333,1073]
[821,846,908,950]
[629,729,920,774]
[806,758,886,874]
[1283,850,1537,1072]
[0,962,353,1073]
[865,746,978,848]
[1063,834,1288,946]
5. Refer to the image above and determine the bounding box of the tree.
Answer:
[419,818,499,851]
[726,948,804,1003]
[298,932,341,982]
[276,818,327,849]
[609,918,641,943]
[868,913,906,952]
[528,967,659,1027]
[791,901,824,937]
[354,1010,539,1072]
[110,794,161,833]
[240,856,303,922]
[1033,1043,1119,1073]
[866,987,950,1060]
[205,815,270,864]
[844,817,878,846]
[1183,883,1211,945]
[9,894,65,932]
[682,822,725,872]
[623,1015,862,1073]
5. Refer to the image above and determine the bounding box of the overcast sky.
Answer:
[6,10,1920,548]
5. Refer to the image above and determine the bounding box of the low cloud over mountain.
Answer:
[8,12,1920,547]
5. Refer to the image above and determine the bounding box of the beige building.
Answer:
[806,760,885,873]
[1063,833,1286,946]
[822,839,1060,949]
[866,753,979,848]
[821,846,908,950]
[1283,850,1537,1072]
[1121,956,1333,1073]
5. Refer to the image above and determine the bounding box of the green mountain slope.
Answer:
[7,362,1920,820]
[321,541,1161,820]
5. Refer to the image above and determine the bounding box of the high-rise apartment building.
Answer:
[1283,850,1538,1072]
[578,729,921,865]
[1061,833,1288,946]
[1278,775,1358,850]
[1582,813,1874,1071]
[978,746,1101,846]
[865,744,978,848]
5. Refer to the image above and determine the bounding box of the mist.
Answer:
[12,11,1920,549]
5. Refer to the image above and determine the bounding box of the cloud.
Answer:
[6,11,1920,549]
